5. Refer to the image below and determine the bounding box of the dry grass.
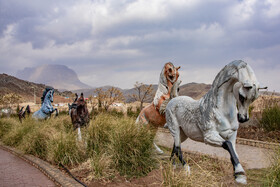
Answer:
[265,147,280,186]
[0,112,157,182]
[0,115,85,166]
[160,148,234,187]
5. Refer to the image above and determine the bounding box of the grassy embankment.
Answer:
[0,112,278,186]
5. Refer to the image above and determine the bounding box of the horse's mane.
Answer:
[199,60,248,130]
[41,87,54,104]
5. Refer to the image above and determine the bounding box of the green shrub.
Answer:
[260,105,280,132]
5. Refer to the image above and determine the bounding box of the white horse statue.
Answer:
[165,60,264,184]
[32,88,58,120]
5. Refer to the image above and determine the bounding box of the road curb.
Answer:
[158,128,280,149]
[0,142,83,187]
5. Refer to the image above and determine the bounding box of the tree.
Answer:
[131,82,154,110]
[94,87,124,111]
[94,88,105,109]
[88,94,98,111]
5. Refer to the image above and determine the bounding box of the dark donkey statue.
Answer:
[70,93,89,140]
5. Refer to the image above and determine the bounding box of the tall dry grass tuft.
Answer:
[0,115,85,166]
[2,117,35,147]
[19,122,50,158]
[0,117,17,138]
[86,112,115,155]
[109,117,156,177]
[266,147,280,186]
[1,113,157,181]
[85,113,157,178]
[161,153,232,187]
[90,152,114,179]
[47,132,86,166]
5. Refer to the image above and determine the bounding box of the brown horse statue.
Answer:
[136,62,181,153]
[70,93,89,140]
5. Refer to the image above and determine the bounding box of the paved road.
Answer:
[155,130,273,169]
[0,147,56,187]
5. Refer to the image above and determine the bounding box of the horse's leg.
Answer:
[169,127,188,167]
[153,142,164,154]
[166,108,190,175]
[170,143,176,168]
[203,129,246,184]
[136,109,164,154]
[227,131,247,184]
[76,124,82,141]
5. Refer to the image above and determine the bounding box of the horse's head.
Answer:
[45,89,54,103]
[77,93,86,106]
[160,62,180,86]
[233,81,259,123]
[77,93,87,114]
[76,93,89,124]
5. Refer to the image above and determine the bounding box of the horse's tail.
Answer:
[135,114,140,124]
[55,108,59,117]
[26,105,31,115]
[136,109,148,125]
[19,106,24,113]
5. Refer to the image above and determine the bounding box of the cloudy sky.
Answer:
[0,0,279,91]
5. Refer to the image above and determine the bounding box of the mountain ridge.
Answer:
[1,73,278,104]
[16,64,91,91]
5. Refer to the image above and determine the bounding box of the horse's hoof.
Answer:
[184,165,191,176]
[235,174,247,185]
[154,143,164,154]
[156,149,164,155]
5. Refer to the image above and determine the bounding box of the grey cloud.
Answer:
[0,0,280,91]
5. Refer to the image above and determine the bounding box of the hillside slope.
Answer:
[0,73,71,103]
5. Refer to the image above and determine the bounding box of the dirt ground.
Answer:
[70,151,268,187]
[238,125,280,143]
